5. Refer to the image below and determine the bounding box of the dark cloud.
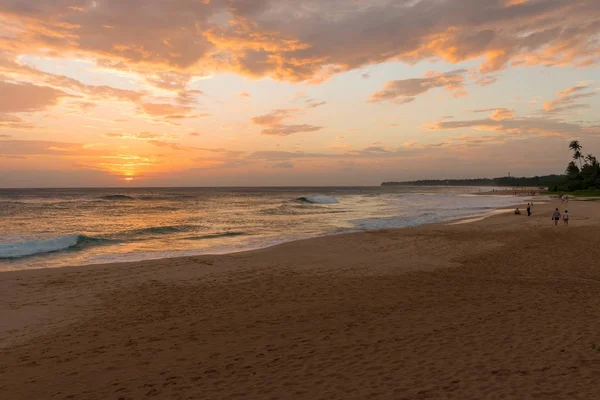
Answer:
[467,108,515,120]
[347,146,411,158]
[249,151,313,160]
[0,139,103,156]
[248,146,411,161]
[427,111,600,137]
[306,100,327,109]
[475,75,500,86]
[145,72,192,91]
[370,69,467,104]
[251,109,297,125]
[273,161,294,168]
[176,89,205,106]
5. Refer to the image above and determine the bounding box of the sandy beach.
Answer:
[2,198,600,399]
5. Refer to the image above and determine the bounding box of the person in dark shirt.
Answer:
[552,208,561,226]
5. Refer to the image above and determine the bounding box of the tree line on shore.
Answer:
[382,141,599,193]
[549,141,600,192]
[382,175,564,187]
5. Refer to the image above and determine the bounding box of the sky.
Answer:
[1,0,600,187]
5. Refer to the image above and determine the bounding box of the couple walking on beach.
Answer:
[552,208,569,226]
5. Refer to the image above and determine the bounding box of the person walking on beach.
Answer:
[563,210,569,226]
[527,203,531,216]
[552,208,561,226]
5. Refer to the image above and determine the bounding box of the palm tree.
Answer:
[585,154,598,167]
[569,140,583,168]
[574,150,583,167]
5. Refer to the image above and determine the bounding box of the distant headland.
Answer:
[381,175,565,187]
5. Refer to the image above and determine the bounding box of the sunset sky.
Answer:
[1,0,600,187]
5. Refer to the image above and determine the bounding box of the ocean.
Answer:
[0,187,528,271]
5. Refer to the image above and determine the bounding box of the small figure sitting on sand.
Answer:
[552,208,561,226]
[514,208,521,215]
[563,210,569,226]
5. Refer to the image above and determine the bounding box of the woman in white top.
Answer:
[563,210,569,226]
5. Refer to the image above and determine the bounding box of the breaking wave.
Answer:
[0,235,110,259]
[297,195,340,204]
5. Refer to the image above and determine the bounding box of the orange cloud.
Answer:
[468,108,515,121]
[505,0,529,6]
[0,80,69,113]
[490,108,515,121]
[104,132,167,140]
[146,140,189,151]
[261,124,322,136]
[138,102,211,122]
[0,114,35,129]
[0,0,598,82]
[0,55,146,105]
[251,108,323,136]
[542,84,597,114]
[0,79,72,128]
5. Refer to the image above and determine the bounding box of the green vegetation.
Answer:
[548,189,600,198]
[548,140,600,193]
[382,175,565,187]
[383,141,599,194]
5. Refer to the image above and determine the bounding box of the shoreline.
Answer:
[2,197,599,399]
[0,194,538,274]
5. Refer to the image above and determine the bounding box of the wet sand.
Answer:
[1,198,600,399]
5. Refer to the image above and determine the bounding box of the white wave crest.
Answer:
[300,195,340,204]
[0,235,80,258]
